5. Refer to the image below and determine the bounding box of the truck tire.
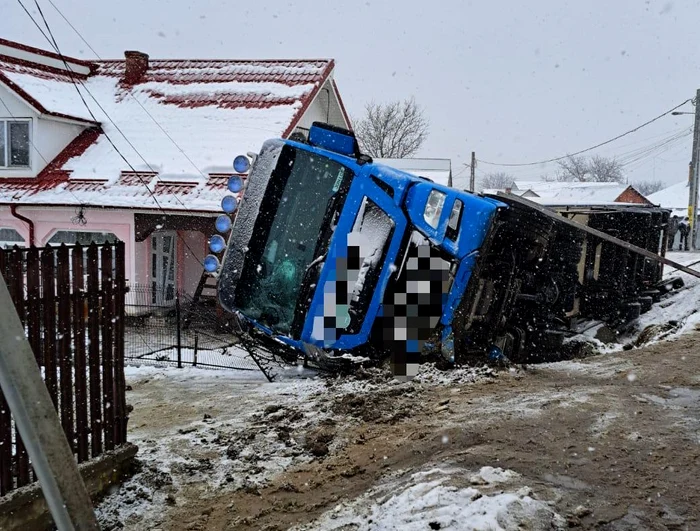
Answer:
[638,296,653,314]
[624,302,641,322]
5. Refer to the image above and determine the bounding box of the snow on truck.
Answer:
[207,122,693,375]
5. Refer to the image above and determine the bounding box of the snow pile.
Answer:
[413,363,496,386]
[293,466,565,531]
[621,251,700,345]
[97,374,325,528]
[563,252,700,353]
[471,465,521,484]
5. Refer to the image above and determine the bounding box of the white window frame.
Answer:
[0,119,32,169]
[0,227,26,250]
[46,230,120,246]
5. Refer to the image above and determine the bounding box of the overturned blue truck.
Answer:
[208,122,694,375]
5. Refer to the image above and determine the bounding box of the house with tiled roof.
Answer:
[487,180,652,206]
[0,38,351,303]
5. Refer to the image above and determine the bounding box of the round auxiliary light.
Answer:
[203,254,220,273]
[215,214,232,233]
[233,155,251,174]
[221,195,238,213]
[209,234,226,254]
[228,175,244,193]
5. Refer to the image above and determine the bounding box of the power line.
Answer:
[45,0,209,181]
[618,129,692,167]
[478,98,694,167]
[29,1,218,214]
[23,0,209,267]
[16,0,52,44]
[45,0,99,58]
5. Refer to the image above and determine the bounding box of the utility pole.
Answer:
[0,274,99,530]
[689,89,700,250]
[470,151,476,192]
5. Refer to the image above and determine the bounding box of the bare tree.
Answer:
[557,154,625,183]
[480,171,515,190]
[557,155,590,182]
[633,180,664,196]
[588,155,624,183]
[354,98,429,158]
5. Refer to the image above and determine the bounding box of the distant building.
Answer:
[647,180,697,249]
[487,180,652,206]
[647,180,689,217]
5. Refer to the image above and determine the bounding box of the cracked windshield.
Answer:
[1,1,700,530]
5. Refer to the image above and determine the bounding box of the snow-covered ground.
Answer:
[97,363,566,530]
[97,252,700,530]
[565,251,700,352]
[293,466,565,531]
[634,251,700,336]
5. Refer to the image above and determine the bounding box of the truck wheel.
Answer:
[624,302,641,322]
[638,296,653,314]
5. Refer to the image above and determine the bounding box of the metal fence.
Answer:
[124,285,260,371]
[0,242,128,495]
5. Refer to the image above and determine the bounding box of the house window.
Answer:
[47,231,119,246]
[0,228,25,249]
[0,120,31,168]
[47,231,120,273]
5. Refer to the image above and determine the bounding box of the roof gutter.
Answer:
[10,205,35,246]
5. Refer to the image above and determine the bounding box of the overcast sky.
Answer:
[3,0,699,189]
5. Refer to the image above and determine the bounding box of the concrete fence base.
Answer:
[0,442,138,530]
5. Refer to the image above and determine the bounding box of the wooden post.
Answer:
[470,151,476,192]
[9,247,30,486]
[57,245,74,452]
[113,242,127,444]
[86,244,102,457]
[101,245,114,451]
[41,246,58,409]
[72,244,89,463]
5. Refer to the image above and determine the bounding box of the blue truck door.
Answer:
[301,175,407,350]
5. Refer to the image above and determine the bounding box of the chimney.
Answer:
[124,51,149,84]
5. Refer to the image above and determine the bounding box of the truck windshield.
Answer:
[236,145,352,334]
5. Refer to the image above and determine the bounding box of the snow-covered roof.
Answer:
[481,188,533,197]
[647,180,690,212]
[376,158,452,187]
[508,181,626,205]
[0,39,345,211]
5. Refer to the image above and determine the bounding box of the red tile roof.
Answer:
[0,39,349,211]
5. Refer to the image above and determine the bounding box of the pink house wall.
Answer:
[1,207,207,299]
[0,206,136,283]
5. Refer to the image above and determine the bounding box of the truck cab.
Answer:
[215,123,503,370]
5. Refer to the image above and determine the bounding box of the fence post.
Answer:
[176,295,182,369]
[193,331,198,367]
